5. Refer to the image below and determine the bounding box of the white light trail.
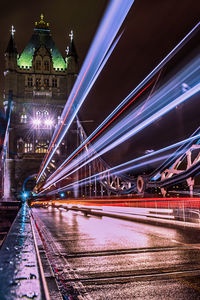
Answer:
[40,133,200,195]
[36,0,135,183]
[45,31,200,186]
[42,57,200,190]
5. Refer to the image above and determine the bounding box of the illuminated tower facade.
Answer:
[3,15,78,197]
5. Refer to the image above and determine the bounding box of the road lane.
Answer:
[32,207,200,299]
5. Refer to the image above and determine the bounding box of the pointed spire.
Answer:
[66,30,78,62]
[11,25,16,37]
[5,25,17,54]
[69,30,73,42]
[65,46,69,56]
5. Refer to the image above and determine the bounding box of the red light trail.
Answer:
[47,79,155,183]
[36,57,94,181]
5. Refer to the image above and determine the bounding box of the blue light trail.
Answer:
[44,23,200,186]
[36,0,135,183]
[42,56,200,190]
[40,133,200,195]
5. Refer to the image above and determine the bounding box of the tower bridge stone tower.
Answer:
[3,15,79,198]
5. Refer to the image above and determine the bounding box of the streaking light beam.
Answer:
[36,0,135,183]
[40,133,200,195]
[42,59,200,190]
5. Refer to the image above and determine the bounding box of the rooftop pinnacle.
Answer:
[35,14,50,30]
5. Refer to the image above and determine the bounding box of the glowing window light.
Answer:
[36,110,49,117]
[35,141,48,153]
[20,114,27,123]
[24,143,33,153]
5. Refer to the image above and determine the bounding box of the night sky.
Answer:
[1,0,200,169]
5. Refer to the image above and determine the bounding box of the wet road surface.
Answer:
[32,207,200,299]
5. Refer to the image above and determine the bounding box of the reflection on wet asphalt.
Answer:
[32,207,200,300]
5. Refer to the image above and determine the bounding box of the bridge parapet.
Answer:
[0,203,48,299]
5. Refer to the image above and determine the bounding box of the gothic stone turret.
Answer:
[3,15,79,197]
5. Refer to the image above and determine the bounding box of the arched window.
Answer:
[36,60,41,70]
[44,61,49,71]
[20,114,27,123]
[36,110,49,118]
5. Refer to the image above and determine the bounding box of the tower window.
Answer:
[52,78,57,88]
[27,77,33,87]
[24,143,33,153]
[44,61,49,71]
[36,78,41,88]
[44,78,49,87]
[20,114,27,123]
[36,60,41,70]
[35,141,48,153]
[36,110,49,118]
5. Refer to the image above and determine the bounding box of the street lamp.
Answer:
[45,119,54,127]
[32,119,41,127]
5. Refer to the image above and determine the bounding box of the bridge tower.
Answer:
[3,15,78,199]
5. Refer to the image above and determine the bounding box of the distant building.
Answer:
[3,15,78,197]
